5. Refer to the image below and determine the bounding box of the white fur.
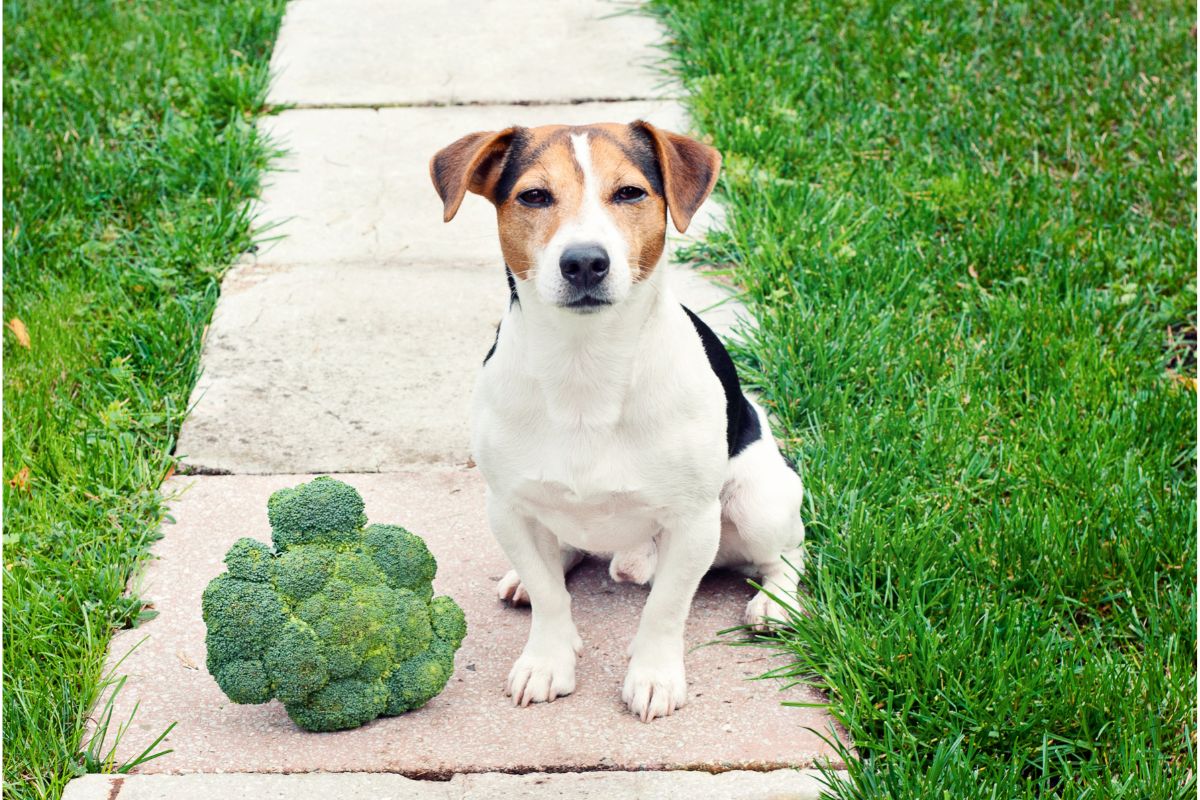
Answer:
[470,133,805,722]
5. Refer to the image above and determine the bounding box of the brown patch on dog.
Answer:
[430,122,721,283]
[496,128,583,279]
[429,127,519,222]
[632,120,722,234]
[584,126,668,281]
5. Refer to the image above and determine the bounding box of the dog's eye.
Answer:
[613,186,647,203]
[517,189,553,207]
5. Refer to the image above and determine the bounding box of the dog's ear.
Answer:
[632,121,721,233]
[430,128,520,222]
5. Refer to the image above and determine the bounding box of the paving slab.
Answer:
[254,101,711,268]
[267,0,673,107]
[95,472,845,776]
[64,769,845,800]
[454,769,842,800]
[175,256,746,475]
[175,258,499,473]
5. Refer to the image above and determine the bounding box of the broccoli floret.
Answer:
[224,538,273,582]
[430,595,467,649]
[364,524,436,597]
[287,677,390,733]
[201,477,466,732]
[202,574,288,665]
[272,545,334,600]
[384,643,455,714]
[267,476,366,550]
[213,658,272,704]
[264,619,328,705]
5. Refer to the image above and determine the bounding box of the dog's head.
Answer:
[430,122,720,312]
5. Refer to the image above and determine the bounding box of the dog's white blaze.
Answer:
[569,132,604,224]
[533,133,633,306]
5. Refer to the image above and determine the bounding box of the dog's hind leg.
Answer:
[743,545,805,630]
[723,470,806,630]
[498,545,584,606]
[718,413,807,630]
[609,537,658,585]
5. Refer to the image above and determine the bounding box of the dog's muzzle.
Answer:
[559,243,612,311]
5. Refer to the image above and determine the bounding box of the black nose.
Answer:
[559,244,610,290]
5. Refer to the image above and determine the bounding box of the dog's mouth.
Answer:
[561,294,612,312]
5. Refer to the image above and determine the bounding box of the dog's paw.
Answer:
[622,647,687,722]
[609,541,657,585]
[497,569,529,605]
[744,589,791,631]
[506,642,579,706]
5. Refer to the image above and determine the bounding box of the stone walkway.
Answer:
[66,1,846,797]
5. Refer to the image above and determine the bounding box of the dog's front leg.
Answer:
[623,501,721,722]
[487,493,582,706]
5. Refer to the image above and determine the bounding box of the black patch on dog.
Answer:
[505,265,519,306]
[483,323,500,366]
[493,128,533,203]
[589,125,664,197]
[681,305,762,458]
[484,267,522,366]
[623,124,665,196]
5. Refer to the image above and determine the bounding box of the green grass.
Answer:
[649,0,1195,797]
[2,1,285,796]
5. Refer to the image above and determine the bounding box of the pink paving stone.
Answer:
[98,471,847,775]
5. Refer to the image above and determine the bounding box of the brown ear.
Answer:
[429,128,519,222]
[633,121,721,233]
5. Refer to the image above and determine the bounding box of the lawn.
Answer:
[2,1,285,797]
[649,0,1196,797]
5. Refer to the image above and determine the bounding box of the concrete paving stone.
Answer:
[456,769,843,799]
[63,769,846,800]
[61,773,453,800]
[94,472,847,776]
[267,0,674,107]
[175,256,747,475]
[175,259,499,474]
[253,101,712,269]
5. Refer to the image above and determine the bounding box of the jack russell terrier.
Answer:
[430,121,805,722]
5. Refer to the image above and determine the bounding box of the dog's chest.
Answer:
[514,478,659,552]
[489,419,694,549]
[472,298,728,549]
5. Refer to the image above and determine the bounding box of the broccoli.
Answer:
[201,476,466,732]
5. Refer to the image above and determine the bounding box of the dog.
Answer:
[429,121,805,722]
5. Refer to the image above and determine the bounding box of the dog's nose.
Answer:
[559,244,610,290]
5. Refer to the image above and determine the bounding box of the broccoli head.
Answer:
[201,476,466,732]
